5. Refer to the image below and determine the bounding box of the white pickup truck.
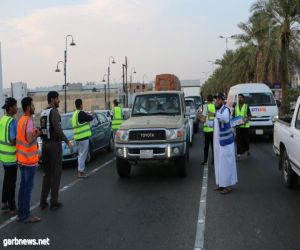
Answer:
[274,96,300,188]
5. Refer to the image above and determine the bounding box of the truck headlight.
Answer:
[115,130,129,142]
[166,128,184,140]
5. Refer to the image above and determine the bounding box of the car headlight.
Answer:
[166,128,184,140]
[115,130,129,142]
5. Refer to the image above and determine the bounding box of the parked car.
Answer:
[185,97,198,136]
[38,111,114,164]
[273,96,300,188]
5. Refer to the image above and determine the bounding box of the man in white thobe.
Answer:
[213,93,238,194]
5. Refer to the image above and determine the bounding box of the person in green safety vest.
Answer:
[201,95,216,166]
[112,99,124,132]
[232,94,252,159]
[72,99,93,178]
[0,97,18,216]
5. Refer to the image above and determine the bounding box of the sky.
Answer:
[0,0,256,88]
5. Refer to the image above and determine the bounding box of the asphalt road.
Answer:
[0,133,300,250]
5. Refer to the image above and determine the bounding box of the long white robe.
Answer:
[213,106,238,187]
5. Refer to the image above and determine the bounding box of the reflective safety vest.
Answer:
[219,106,234,146]
[112,107,124,131]
[0,115,17,164]
[40,108,53,140]
[16,115,39,166]
[235,104,250,128]
[203,103,215,133]
[72,110,92,141]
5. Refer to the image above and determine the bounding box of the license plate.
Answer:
[140,150,153,159]
[256,129,263,135]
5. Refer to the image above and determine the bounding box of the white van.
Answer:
[227,83,278,137]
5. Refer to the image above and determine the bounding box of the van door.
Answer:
[288,105,300,171]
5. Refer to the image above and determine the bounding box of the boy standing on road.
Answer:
[0,98,18,216]
[72,99,93,178]
[232,94,252,159]
[201,94,216,166]
[16,97,41,223]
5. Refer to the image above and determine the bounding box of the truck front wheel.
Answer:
[282,150,298,188]
[116,157,131,178]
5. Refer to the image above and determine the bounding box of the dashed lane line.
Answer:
[194,163,209,250]
[0,158,115,230]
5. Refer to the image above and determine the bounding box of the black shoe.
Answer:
[50,202,63,211]
[40,202,49,210]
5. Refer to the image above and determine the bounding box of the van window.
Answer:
[241,93,276,106]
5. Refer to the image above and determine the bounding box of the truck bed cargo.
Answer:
[155,74,181,91]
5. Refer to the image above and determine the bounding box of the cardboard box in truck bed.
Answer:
[155,74,181,91]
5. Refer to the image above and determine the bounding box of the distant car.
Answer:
[38,111,114,164]
[185,97,199,134]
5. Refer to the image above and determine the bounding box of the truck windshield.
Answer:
[132,94,181,116]
[188,96,202,108]
[242,92,276,106]
[185,100,195,109]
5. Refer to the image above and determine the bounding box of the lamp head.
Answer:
[112,59,116,64]
[102,79,106,82]
[55,68,61,73]
[70,40,76,46]
[133,70,137,74]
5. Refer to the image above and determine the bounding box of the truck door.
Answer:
[288,105,300,170]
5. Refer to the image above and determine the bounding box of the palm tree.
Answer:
[251,0,300,113]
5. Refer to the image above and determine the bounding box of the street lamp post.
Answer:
[130,67,137,92]
[107,56,116,109]
[102,74,108,109]
[219,35,234,52]
[63,34,76,113]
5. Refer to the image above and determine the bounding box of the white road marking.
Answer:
[194,163,209,250]
[0,158,115,230]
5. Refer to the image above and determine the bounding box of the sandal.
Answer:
[22,216,41,223]
[214,187,224,191]
[220,188,233,195]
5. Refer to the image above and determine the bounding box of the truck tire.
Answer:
[177,156,187,177]
[282,150,298,188]
[194,122,199,134]
[177,143,189,178]
[106,134,114,152]
[116,157,131,178]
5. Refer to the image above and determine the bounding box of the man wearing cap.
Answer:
[213,93,237,194]
[40,91,72,210]
[111,99,124,132]
[72,99,93,178]
[0,98,18,215]
[232,94,252,159]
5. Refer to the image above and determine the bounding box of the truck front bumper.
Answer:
[115,142,186,161]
